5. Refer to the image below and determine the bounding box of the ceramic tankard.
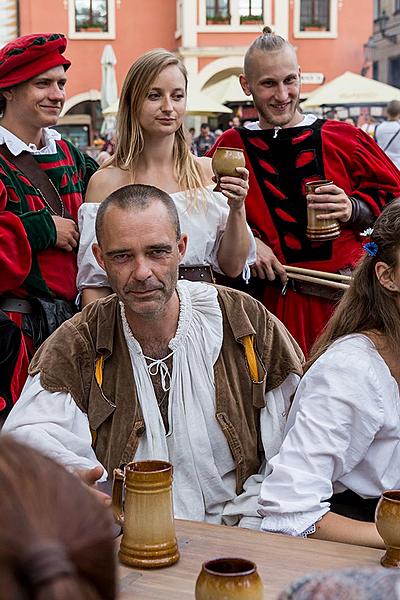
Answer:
[375,490,400,567]
[211,147,246,192]
[112,459,180,568]
[305,179,341,241]
[195,557,264,599]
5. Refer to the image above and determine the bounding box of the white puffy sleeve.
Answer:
[258,338,384,536]
[2,374,107,478]
[206,190,256,281]
[76,203,109,292]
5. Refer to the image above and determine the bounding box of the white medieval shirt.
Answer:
[4,281,299,528]
[258,334,400,537]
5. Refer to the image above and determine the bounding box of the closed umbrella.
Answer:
[100,44,118,135]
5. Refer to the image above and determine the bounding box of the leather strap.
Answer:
[0,143,74,221]
[178,265,215,283]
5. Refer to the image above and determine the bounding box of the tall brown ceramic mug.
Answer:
[195,557,264,599]
[306,179,341,241]
[211,147,246,192]
[112,459,180,568]
[375,490,400,568]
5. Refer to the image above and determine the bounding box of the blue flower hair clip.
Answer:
[363,241,378,257]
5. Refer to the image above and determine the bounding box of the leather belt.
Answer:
[178,265,215,284]
[0,297,35,314]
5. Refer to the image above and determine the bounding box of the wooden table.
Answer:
[118,519,384,599]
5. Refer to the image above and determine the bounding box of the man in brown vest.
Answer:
[4,183,303,527]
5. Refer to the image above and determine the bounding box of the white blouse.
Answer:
[258,334,400,537]
[76,186,256,292]
[4,280,298,527]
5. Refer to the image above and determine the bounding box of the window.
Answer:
[372,61,379,81]
[395,0,400,14]
[389,55,400,88]
[68,0,115,39]
[373,0,381,20]
[300,0,330,31]
[239,0,263,24]
[206,0,230,24]
[74,0,108,32]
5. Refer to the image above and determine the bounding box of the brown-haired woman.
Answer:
[77,49,254,306]
[0,436,116,600]
[257,199,400,548]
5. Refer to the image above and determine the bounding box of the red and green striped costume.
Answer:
[0,138,97,411]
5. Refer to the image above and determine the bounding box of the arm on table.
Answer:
[259,341,384,544]
[312,511,384,548]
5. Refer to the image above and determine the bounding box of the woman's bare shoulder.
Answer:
[85,165,131,203]
[194,156,213,184]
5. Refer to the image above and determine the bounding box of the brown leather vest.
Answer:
[29,286,303,493]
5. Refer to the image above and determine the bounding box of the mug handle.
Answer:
[112,467,125,526]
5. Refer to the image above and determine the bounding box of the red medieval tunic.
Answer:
[0,138,98,411]
[210,119,400,354]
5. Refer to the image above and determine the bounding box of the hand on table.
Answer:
[217,166,249,210]
[307,183,352,222]
[75,465,111,506]
[251,238,287,284]
[52,216,80,251]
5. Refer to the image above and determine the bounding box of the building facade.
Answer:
[2,1,373,129]
[366,0,400,87]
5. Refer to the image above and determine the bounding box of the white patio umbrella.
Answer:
[100,44,118,135]
[203,75,250,104]
[102,87,232,118]
[301,71,400,109]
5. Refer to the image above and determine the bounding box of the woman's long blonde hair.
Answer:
[110,49,207,195]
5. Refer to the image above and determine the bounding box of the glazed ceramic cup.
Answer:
[195,557,264,599]
[375,490,400,567]
[112,460,180,569]
[306,179,341,241]
[211,147,245,192]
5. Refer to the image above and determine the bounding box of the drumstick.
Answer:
[286,272,349,290]
[284,265,352,283]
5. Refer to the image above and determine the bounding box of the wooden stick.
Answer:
[287,272,349,290]
[284,265,352,283]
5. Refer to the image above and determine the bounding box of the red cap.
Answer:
[0,33,70,91]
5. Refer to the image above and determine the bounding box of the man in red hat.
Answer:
[0,33,98,423]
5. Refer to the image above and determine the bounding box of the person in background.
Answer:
[209,26,400,355]
[375,100,400,169]
[194,122,216,156]
[231,115,242,127]
[258,200,400,548]
[0,436,116,599]
[77,49,254,307]
[0,33,98,418]
[358,114,377,137]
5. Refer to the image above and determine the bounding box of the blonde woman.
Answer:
[78,50,254,306]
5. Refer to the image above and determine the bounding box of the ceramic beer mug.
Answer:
[306,179,341,241]
[211,147,246,192]
[195,557,264,600]
[112,459,180,568]
[375,490,400,567]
